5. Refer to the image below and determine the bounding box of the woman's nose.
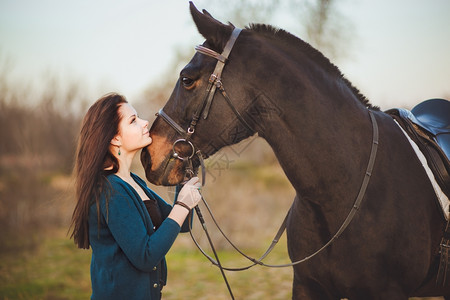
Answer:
[140,118,149,128]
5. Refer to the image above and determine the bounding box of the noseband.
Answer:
[157,27,253,168]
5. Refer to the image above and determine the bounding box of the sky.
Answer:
[1,0,449,110]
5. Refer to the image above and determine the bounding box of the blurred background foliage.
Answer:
[1,0,347,250]
[0,0,445,299]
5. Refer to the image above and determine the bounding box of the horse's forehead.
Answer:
[185,51,217,73]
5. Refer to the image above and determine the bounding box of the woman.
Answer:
[70,93,201,299]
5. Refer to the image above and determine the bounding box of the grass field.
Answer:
[0,228,293,299]
[0,229,444,300]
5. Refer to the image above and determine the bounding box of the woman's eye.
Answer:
[181,77,194,87]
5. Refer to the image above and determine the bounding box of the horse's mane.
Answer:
[245,24,379,110]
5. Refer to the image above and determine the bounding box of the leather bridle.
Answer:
[156,27,253,174]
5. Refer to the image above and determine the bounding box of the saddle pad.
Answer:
[395,120,450,219]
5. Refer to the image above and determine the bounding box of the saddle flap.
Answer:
[411,98,450,136]
[386,99,450,200]
[438,135,450,159]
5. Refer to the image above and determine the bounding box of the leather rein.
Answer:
[156,26,380,296]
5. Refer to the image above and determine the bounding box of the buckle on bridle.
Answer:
[209,74,218,83]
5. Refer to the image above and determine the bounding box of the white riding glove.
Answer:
[176,177,202,210]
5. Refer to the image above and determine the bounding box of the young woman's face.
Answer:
[117,103,152,153]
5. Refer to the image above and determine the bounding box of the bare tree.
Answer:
[302,0,355,61]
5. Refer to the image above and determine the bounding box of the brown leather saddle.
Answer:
[386,98,450,199]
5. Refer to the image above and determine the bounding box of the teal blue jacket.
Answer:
[88,173,187,300]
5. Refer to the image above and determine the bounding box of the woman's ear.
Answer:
[110,135,122,147]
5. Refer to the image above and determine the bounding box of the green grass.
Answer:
[1,230,444,299]
[0,230,92,300]
[0,229,293,299]
[164,235,293,299]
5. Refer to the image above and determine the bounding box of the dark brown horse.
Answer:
[141,3,450,299]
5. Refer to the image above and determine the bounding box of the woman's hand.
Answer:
[168,177,202,226]
[176,177,202,210]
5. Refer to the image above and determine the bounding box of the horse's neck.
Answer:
[259,91,372,210]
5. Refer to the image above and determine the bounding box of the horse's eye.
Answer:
[181,77,194,88]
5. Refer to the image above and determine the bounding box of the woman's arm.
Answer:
[100,182,181,272]
[167,204,190,226]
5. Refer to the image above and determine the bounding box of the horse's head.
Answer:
[141,2,256,185]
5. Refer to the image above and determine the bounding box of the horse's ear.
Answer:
[189,2,231,51]
[202,9,213,18]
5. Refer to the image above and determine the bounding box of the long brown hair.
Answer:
[70,93,127,249]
